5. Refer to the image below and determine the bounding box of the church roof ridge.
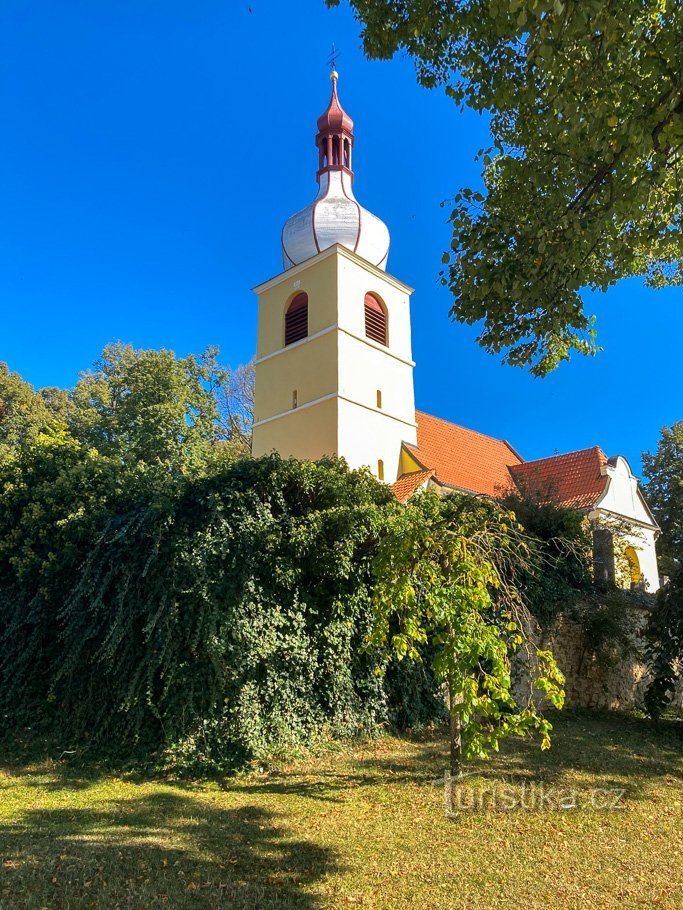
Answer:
[513,444,608,469]
[413,409,524,464]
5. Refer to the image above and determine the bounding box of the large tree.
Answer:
[69,343,235,479]
[642,422,683,717]
[0,345,254,612]
[0,363,70,461]
[332,0,683,375]
[643,421,683,573]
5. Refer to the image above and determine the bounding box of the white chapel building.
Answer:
[251,73,661,594]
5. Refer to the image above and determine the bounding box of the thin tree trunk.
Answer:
[445,674,463,817]
[448,674,462,778]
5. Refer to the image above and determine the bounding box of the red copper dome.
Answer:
[316,72,353,135]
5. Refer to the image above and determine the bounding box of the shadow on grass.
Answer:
[0,792,336,909]
[205,711,682,807]
[352,710,683,801]
[490,710,683,780]
[2,711,682,810]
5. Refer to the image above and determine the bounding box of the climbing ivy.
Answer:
[0,455,396,769]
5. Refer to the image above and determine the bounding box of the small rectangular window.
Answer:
[377,459,384,481]
[376,390,382,409]
[292,390,298,409]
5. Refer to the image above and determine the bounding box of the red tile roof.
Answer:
[391,469,434,503]
[509,447,608,509]
[395,411,613,510]
[404,411,523,497]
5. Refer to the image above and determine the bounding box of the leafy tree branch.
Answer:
[332,0,683,374]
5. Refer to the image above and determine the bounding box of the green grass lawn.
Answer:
[1,711,682,910]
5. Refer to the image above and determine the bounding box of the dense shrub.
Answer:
[0,455,409,769]
[0,349,451,770]
[384,641,448,730]
[499,489,593,626]
[644,567,683,720]
[643,422,683,717]
[1,347,604,770]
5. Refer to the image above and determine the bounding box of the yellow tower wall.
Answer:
[253,332,338,426]
[255,253,338,359]
[251,245,417,482]
[251,395,338,461]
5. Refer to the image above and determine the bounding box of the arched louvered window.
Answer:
[364,293,387,346]
[285,292,308,346]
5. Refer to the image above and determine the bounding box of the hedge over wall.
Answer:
[1,454,442,770]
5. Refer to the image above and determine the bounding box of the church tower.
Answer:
[251,72,417,482]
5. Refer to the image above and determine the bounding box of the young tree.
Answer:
[331,0,683,375]
[370,491,564,776]
[214,360,255,457]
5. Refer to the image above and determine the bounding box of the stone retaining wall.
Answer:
[515,604,683,712]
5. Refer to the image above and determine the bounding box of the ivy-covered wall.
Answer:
[0,455,444,771]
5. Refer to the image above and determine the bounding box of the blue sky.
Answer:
[1,0,680,473]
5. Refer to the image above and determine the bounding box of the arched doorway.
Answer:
[624,546,641,589]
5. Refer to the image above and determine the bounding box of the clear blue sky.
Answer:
[1,1,680,473]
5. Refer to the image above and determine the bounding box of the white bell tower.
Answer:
[251,73,417,482]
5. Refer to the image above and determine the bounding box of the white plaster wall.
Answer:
[623,527,660,594]
[595,457,654,525]
[592,456,660,592]
[337,397,414,483]
[337,331,416,433]
[333,252,416,481]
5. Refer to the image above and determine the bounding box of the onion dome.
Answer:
[316,73,354,134]
[281,71,391,271]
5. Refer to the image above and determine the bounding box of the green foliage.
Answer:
[564,591,640,670]
[643,421,683,717]
[0,344,255,731]
[214,360,255,459]
[3,344,253,480]
[1,351,578,771]
[333,0,683,374]
[502,488,642,666]
[0,362,70,462]
[68,343,240,486]
[0,350,445,772]
[370,491,564,770]
[643,420,683,574]
[383,639,448,730]
[500,488,592,625]
[0,454,396,770]
[644,565,683,720]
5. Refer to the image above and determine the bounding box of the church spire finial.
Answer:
[316,60,354,181]
[328,43,339,80]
